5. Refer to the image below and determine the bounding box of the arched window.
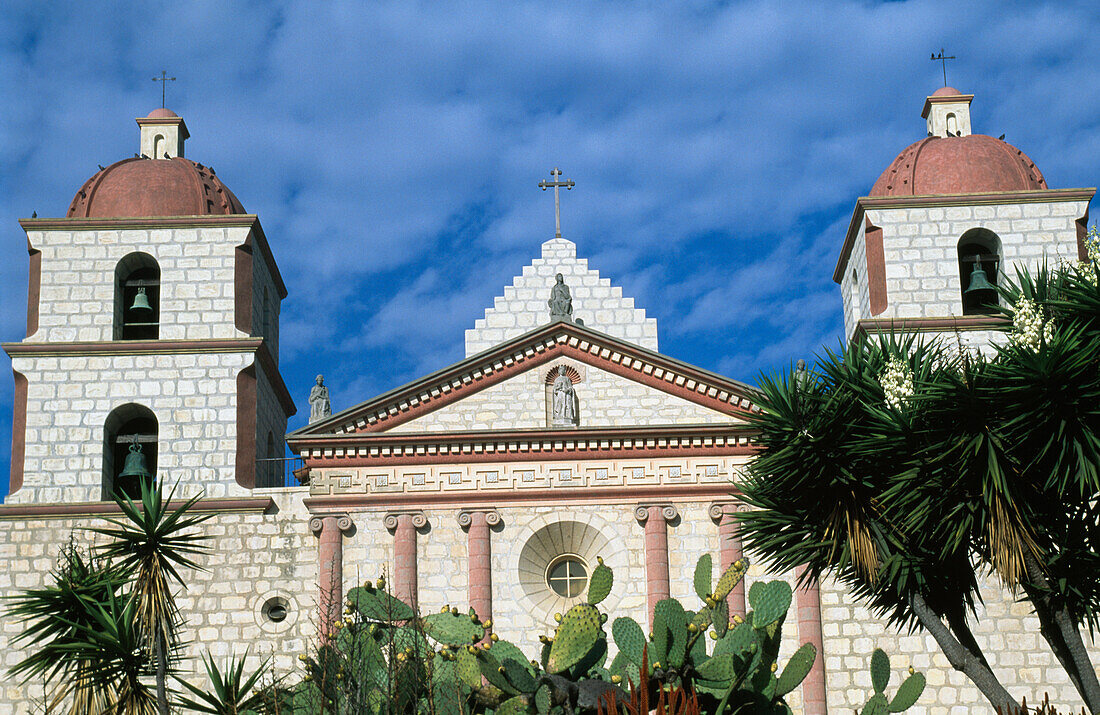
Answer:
[958,228,1001,315]
[946,112,959,137]
[153,134,165,159]
[114,253,160,340]
[103,404,158,500]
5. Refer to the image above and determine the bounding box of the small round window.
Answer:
[262,597,289,623]
[546,556,588,598]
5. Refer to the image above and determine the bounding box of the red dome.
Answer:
[67,157,245,218]
[146,107,179,118]
[931,86,964,97]
[870,134,1047,197]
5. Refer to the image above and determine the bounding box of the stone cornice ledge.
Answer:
[855,315,1009,337]
[18,214,262,231]
[4,338,265,356]
[0,496,274,520]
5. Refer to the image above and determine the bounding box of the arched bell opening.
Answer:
[957,228,1002,315]
[103,403,158,500]
[114,252,161,340]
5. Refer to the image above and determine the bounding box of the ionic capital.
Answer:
[383,510,428,531]
[708,501,751,522]
[457,509,502,529]
[634,503,679,524]
[309,513,353,535]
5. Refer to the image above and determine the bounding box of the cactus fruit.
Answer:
[547,603,603,673]
[694,553,713,601]
[587,556,614,606]
[748,580,792,629]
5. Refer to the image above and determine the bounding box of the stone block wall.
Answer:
[386,359,737,433]
[0,490,316,715]
[465,238,658,356]
[248,236,282,359]
[25,225,254,344]
[8,351,255,503]
[867,198,1087,322]
[839,220,870,339]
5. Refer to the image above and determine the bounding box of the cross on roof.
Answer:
[930,49,956,88]
[152,70,176,108]
[538,167,575,239]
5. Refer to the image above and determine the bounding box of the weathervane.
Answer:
[930,48,956,88]
[538,167,575,239]
[152,70,176,108]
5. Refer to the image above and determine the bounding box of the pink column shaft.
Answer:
[467,511,492,622]
[796,565,828,715]
[317,516,343,638]
[644,505,670,627]
[393,514,418,609]
[718,508,746,618]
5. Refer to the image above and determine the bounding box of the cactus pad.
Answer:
[712,557,749,602]
[587,557,614,606]
[870,648,890,694]
[455,648,482,690]
[496,695,529,715]
[547,603,603,673]
[346,585,417,622]
[611,617,647,668]
[694,553,713,601]
[422,610,485,646]
[713,598,730,638]
[860,693,888,715]
[535,683,551,714]
[500,657,536,692]
[775,643,816,696]
[655,599,688,667]
[888,672,925,712]
[696,652,735,682]
[748,580,792,630]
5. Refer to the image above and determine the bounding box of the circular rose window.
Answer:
[546,555,588,598]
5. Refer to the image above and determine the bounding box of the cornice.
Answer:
[0,496,274,520]
[833,187,1095,284]
[855,315,1009,338]
[18,214,262,231]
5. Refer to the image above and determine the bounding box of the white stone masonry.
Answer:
[465,238,658,356]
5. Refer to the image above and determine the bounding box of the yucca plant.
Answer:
[175,651,278,714]
[739,260,1100,714]
[92,478,214,715]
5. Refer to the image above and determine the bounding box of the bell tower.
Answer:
[835,87,1093,353]
[5,109,295,505]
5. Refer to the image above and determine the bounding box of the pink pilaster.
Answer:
[310,514,352,639]
[385,511,427,610]
[796,564,828,715]
[458,509,501,622]
[709,502,748,618]
[635,504,678,627]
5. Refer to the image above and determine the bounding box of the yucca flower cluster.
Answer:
[1080,225,1100,285]
[1010,296,1053,351]
[880,357,914,411]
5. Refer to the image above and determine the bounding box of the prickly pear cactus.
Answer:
[421,608,485,646]
[547,603,603,673]
[587,556,614,606]
[859,648,926,714]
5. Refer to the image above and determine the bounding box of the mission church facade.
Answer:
[0,87,1095,713]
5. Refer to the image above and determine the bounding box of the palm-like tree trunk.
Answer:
[156,630,169,715]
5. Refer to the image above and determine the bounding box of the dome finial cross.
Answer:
[152,70,176,108]
[930,49,956,88]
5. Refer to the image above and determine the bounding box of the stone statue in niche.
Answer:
[551,366,577,426]
[548,273,573,322]
[309,374,331,423]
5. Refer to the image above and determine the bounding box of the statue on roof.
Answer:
[309,374,331,423]
[548,273,573,322]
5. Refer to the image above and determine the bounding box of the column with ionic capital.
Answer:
[309,514,353,639]
[458,509,501,622]
[796,564,828,715]
[384,511,428,610]
[634,504,678,627]
[709,501,749,618]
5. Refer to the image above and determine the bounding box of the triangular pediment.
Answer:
[291,322,758,441]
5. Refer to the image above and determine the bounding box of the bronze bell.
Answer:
[118,441,151,480]
[964,263,997,294]
[129,287,152,313]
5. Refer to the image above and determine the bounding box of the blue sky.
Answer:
[2,1,1099,495]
